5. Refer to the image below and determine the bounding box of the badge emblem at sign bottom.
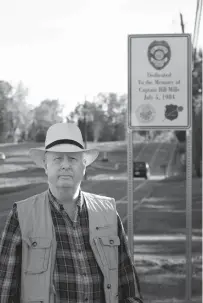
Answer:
[135,104,156,123]
[164,104,184,121]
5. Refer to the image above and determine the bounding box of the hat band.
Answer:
[46,139,84,150]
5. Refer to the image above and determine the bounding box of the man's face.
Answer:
[44,151,86,189]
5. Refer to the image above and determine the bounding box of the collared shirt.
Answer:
[0,190,143,303]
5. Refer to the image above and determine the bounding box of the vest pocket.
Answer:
[23,237,52,274]
[94,236,120,270]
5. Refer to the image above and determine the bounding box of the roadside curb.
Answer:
[144,299,201,303]
[160,173,186,182]
[0,143,19,147]
[0,183,47,195]
[91,162,120,171]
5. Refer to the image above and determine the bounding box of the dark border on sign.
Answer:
[127,33,192,130]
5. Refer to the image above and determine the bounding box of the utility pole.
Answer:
[192,0,203,60]
[83,98,87,149]
[179,9,191,303]
[83,98,88,180]
[180,12,185,33]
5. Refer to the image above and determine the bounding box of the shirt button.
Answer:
[109,239,114,245]
[32,241,37,247]
[107,284,111,289]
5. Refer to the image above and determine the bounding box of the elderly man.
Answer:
[0,123,143,303]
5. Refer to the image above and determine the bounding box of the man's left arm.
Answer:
[117,213,144,303]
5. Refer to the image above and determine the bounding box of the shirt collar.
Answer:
[48,188,83,212]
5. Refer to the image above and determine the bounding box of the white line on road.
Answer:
[117,200,140,204]
[167,142,178,176]
[125,142,174,221]
[116,180,149,203]
[122,188,152,223]
[116,141,164,206]
[115,142,153,202]
[134,141,149,162]
[149,141,163,166]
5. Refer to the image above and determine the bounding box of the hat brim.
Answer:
[29,145,99,168]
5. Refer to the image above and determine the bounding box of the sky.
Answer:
[0,0,202,117]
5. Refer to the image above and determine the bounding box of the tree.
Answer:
[6,81,31,142]
[193,104,202,177]
[174,48,202,176]
[0,81,34,143]
[67,100,105,142]
[192,49,202,177]
[192,49,202,97]
[67,93,128,142]
[29,99,64,141]
[174,131,186,142]
[35,99,63,126]
[87,102,105,142]
[95,93,127,141]
[0,81,13,142]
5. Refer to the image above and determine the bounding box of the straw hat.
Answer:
[29,123,99,167]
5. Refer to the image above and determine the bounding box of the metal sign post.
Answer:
[127,128,134,257]
[185,128,193,301]
[128,34,192,302]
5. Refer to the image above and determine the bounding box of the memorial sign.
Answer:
[128,34,192,129]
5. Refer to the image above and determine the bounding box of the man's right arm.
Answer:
[0,204,22,303]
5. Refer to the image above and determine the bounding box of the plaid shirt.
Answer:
[0,190,143,303]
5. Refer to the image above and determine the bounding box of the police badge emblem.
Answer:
[136,104,156,123]
[164,104,184,121]
[148,40,171,70]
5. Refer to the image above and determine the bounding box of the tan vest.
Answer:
[16,190,120,303]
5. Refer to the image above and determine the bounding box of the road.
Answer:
[0,140,173,226]
[0,141,201,302]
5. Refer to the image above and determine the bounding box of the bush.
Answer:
[174,131,186,142]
